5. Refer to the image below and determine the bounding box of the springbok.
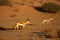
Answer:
[14,18,30,31]
[41,18,53,25]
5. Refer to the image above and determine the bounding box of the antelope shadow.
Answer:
[0,27,13,31]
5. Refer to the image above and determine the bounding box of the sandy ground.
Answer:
[0,30,60,40]
[0,5,60,31]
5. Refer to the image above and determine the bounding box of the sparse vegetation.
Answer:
[34,2,60,13]
[0,0,12,6]
[41,2,60,13]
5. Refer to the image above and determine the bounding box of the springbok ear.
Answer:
[27,17,30,21]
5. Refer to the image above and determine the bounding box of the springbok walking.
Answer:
[41,18,53,25]
[14,18,30,31]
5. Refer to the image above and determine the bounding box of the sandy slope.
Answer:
[0,5,60,31]
[0,0,60,40]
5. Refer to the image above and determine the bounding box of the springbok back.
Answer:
[14,17,30,31]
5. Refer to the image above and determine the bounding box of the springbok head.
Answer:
[26,17,30,24]
[49,18,54,21]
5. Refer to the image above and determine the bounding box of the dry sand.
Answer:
[0,0,60,40]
